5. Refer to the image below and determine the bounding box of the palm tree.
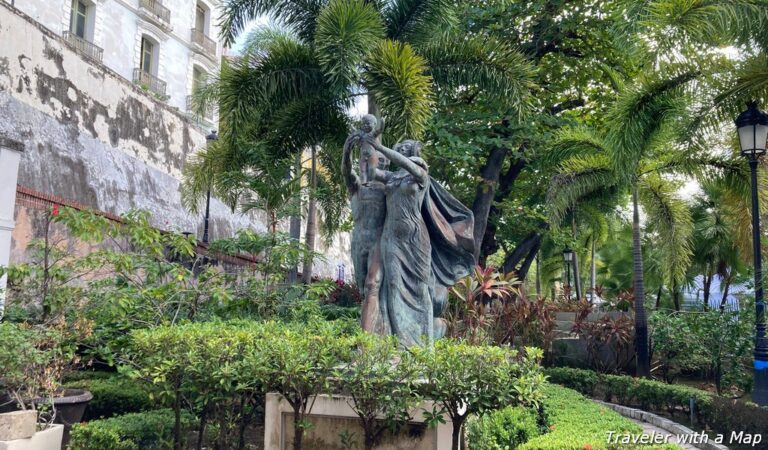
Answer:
[184,0,533,284]
[546,66,746,376]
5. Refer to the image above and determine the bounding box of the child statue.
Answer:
[354,114,385,185]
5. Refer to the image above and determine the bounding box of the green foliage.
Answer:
[335,333,422,449]
[414,340,545,449]
[650,309,755,393]
[544,367,714,420]
[466,405,542,450]
[364,39,434,141]
[518,384,683,450]
[315,0,384,92]
[68,409,194,450]
[127,320,355,450]
[546,367,768,450]
[63,374,154,420]
[0,322,75,409]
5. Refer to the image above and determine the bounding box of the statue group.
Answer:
[342,115,476,348]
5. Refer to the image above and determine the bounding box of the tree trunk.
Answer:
[655,286,662,308]
[535,250,542,298]
[517,239,541,281]
[571,218,582,301]
[632,186,650,378]
[302,147,318,284]
[720,274,732,312]
[502,225,547,274]
[702,269,712,310]
[451,418,464,450]
[477,156,526,264]
[590,238,597,302]
[471,147,508,261]
[672,282,680,311]
[196,405,208,450]
[173,388,182,450]
[288,153,302,283]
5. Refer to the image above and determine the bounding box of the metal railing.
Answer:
[191,29,217,56]
[133,68,167,97]
[62,31,103,63]
[139,0,170,23]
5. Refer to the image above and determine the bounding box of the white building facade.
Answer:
[0,0,352,278]
[11,0,220,125]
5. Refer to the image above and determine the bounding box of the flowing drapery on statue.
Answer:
[342,127,475,348]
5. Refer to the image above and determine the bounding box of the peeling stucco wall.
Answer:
[0,1,352,278]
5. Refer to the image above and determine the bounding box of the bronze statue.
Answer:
[343,118,476,347]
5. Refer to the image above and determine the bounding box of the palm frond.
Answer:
[643,0,768,49]
[381,0,457,42]
[638,173,693,287]
[606,67,699,179]
[544,127,610,167]
[547,154,618,225]
[419,33,535,117]
[219,0,328,45]
[363,39,434,140]
[315,0,385,93]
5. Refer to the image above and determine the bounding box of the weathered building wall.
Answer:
[9,0,222,115]
[0,1,351,278]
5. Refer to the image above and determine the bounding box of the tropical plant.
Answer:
[184,0,535,282]
[413,340,545,450]
[545,64,747,376]
[445,266,518,344]
[0,322,76,414]
[335,333,421,450]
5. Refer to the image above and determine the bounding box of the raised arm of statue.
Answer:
[342,134,361,194]
[365,138,428,185]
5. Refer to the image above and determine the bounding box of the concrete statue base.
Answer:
[264,393,455,450]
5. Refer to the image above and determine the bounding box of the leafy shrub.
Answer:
[63,374,153,420]
[650,309,754,394]
[414,341,545,450]
[325,280,361,307]
[705,397,768,450]
[69,409,194,450]
[545,367,600,396]
[545,366,768,446]
[467,406,541,449]
[519,384,680,450]
[0,322,76,409]
[545,367,713,419]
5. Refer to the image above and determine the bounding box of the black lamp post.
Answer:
[202,130,218,244]
[563,248,574,299]
[735,102,768,406]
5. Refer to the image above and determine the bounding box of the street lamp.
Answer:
[563,248,574,299]
[735,101,768,406]
[202,130,218,244]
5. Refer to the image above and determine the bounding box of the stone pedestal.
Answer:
[0,136,24,319]
[0,424,63,450]
[264,393,455,450]
[0,411,37,441]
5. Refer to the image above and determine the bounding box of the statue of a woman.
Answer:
[363,137,476,348]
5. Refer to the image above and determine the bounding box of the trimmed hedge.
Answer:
[69,409,194,450]
[467,405,542,449]
[545,367,768,450]
[63,374,154,420]
[518,384,681,450]
[546,367,712,418]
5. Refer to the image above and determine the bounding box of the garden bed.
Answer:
[469,383,682,449]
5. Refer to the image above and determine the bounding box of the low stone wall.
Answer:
[594,400,729,450]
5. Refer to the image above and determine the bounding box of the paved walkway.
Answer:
[593,399,727,450]
[631,417,702,450]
